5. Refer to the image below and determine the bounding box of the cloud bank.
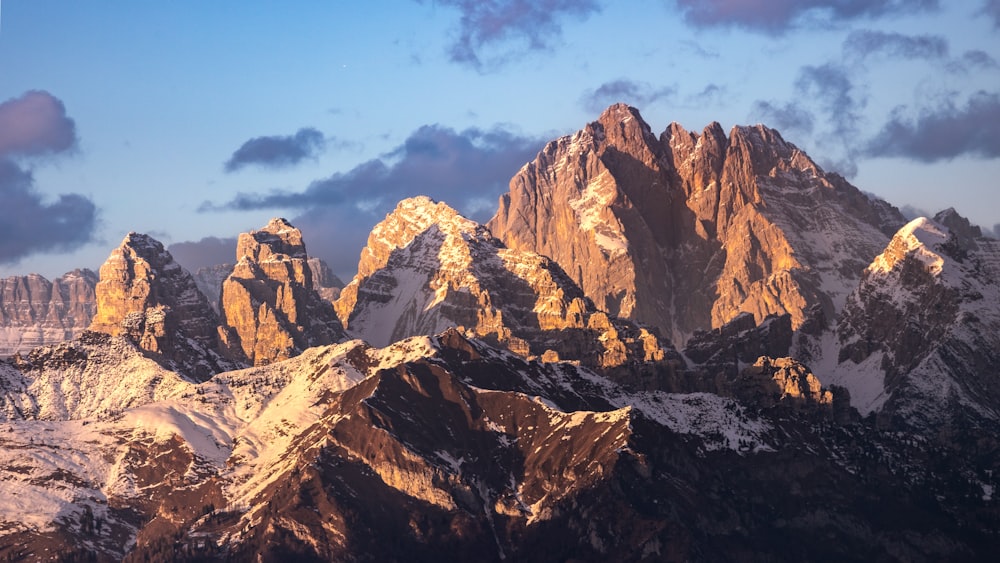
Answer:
[224,127,326,172]
[843,30,948,61]
[674,0,939,33]
[0,91,98,265]
[866,91,1000,161]
[426,0,601,69]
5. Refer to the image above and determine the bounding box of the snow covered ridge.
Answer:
[0,329,778,551]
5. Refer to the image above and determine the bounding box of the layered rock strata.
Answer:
[0,269,97,356]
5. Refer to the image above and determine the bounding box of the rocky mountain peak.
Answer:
[87,232,234,381]
[490,104,905,344]
[220,218,345,366]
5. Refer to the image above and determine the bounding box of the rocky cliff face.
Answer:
[219,218,346,366]
[88,232,235,381]
[834,213,1000,432]
[488,104,905,344]
[0,270,97,356]
[336,196,674,371]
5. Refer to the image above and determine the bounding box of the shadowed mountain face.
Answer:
[1,105,999,561]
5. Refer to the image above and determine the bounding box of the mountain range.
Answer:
[0,104,997,562]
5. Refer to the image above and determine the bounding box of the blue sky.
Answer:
[0,0,998,279]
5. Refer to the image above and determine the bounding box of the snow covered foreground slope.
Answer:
[1,325,997,561]
[0,330,771,559]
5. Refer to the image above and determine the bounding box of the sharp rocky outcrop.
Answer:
[0,269,97,357]
[88,233,236,381]
[219,218,346,366]
[336,196,675,372]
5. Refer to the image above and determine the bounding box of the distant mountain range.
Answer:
[0,105,997,562]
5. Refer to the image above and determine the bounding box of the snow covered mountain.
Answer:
[336,196,673,372]
[833,211,1000,432]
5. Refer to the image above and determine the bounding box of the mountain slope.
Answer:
[1,331,995,562]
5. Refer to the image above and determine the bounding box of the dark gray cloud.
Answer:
[0,160,98,264]
[203,124,546,275]
[581,80,676,113]
[750,101,816,137]
[425,0,601,70]
[953,49,1000,71]
[983,0,1000,28]
[674,0,938,33]
[0,90,77,157]
[843,30,948,61]
[167,236,238,272]
[866,91,1000,161]
[224,127,326,172]
[0,91,97,265]
[796,63,863,141]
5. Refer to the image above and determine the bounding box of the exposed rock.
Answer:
[733,356,833,412]
[336,196,678,372]
[0,269,97,356]
[3,331,994,562]
[219,218,346,366]
[88,232,235,381]
[489,104,905,345]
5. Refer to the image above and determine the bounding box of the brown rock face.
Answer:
[88,233,234,380]
[220,218,346,366]
[0,269,97,356]
[488,104,905,344]
[336,197,676,371]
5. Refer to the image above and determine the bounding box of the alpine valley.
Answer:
[1,105,997,562]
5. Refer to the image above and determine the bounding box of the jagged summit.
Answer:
[237,217,309,263]
[336,197,674,371]
[490,104,905,345]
